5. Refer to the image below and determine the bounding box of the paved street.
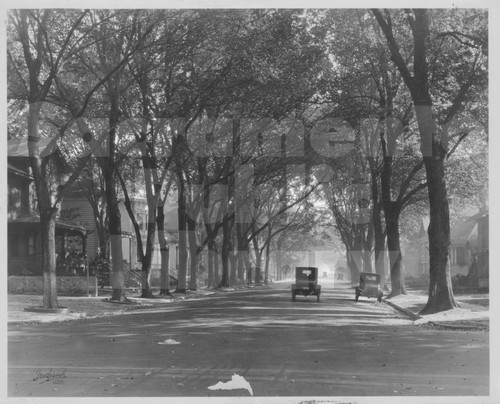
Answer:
[8,280,489,397]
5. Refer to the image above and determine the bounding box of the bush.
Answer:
[90,255,110,287]
[452,273,468,287]
[124,266,141,289]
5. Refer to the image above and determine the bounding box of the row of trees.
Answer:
[8,9,487,314]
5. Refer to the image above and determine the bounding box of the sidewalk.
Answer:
[7,289,215,325]
[7,285,261,325]
[383,288,489,330]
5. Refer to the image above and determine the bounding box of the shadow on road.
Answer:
[8,281,489,397]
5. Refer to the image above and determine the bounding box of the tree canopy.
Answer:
[7,8,488,313]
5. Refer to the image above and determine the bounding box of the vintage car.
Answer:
[291,267,321,302]
[355,272,383,303]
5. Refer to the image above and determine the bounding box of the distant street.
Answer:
[8,280,489,397]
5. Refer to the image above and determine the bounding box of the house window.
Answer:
[8,187,21,218]
[9,236,19,257]
[137,213,144,230]
[28,235,36,256]
[456,247,466,266]
[55,235,64,254]
[137,245,142,263]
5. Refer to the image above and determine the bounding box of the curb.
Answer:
[428,321,489,330]
[383,299,488,330]
[383,299,422,321]
[23,306,70,314]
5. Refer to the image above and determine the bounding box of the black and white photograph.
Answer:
[3,2,496,403]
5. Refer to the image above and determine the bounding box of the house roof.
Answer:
[8,163,32,179]
[415,214,480,245]
[8,137,59,158]
[450,219,477,241]
[8,214,87,235]
[164,202,179,231]
[468,210,489,221]
[418,217,429,238]
[8,137,71,173]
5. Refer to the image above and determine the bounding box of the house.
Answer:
[61,186,180,286]
[449,218,478,277]
[60,185,101,263]
[8,138,88,276]
[403,211,489,288]
[118,196,179,278]
[468,210,489,288]
[8,136,181,289]
[402,218,429,279]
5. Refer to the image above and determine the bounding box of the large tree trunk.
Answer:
[251,232,262,284]
[27,102,60,309]
[157,206,171,295]
[207,242,215,288]
[98,227,109,261]
[381,145,406,297]
[140,222,155,298]
[236,223,249,282]
[263,226,273,283]
[214,245,220,285]
[254,252,262,284]
[415,103,456,313]
[385,207,406,297]
[229,230,238,285]
[346,249,359,285]
[187,217,198,290]
[264,241,271,284]
[420,154,456,313]
[140,256,153,297]
[207,239,217,288]
[105,171,126,302]
[176,177,188,293]
[373,9,456,314]
[362,223,373,273]
[219,215,231,287]
[103,86,127,302]
[244,252,252,283]
[229,250,237,286]
[236,249,246,284]
[41,210,58,308]
[371,174,386,279]
[276,247,282,281]
[139,194,156,298]
[362,250,372,273]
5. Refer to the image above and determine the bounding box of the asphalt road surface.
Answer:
[8,280,489,397]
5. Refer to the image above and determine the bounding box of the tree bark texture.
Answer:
[385,208,406,297]
[176,176,188,293]
[420,155,456,313]
[371,170,386,279]
[157,206,171,295]
[27,103,60,309]
[219,215,231,287]
[41,210,58,308]
[373,8,457,313]
[187,217,199,290]
[346,249,359,285]
[105,171,126,302]
[264,241,271,284]
[381,150,406,297]
[207,240,216,288]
